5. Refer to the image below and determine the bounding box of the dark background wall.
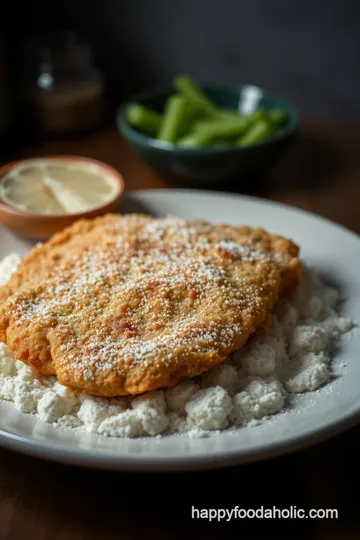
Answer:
[4,0,360,124]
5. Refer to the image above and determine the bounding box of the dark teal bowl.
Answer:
[116,84,298,189]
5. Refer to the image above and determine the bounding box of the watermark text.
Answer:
[191,506,338,521]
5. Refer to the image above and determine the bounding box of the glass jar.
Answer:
[24,31,104,136]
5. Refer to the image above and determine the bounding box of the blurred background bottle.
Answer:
[0,41,15,159]
[23,30,104,137]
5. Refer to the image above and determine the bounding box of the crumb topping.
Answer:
[0,215,292,394]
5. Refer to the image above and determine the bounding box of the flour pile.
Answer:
[0,253,354,438]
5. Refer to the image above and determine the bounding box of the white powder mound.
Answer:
[185,386,233,430]
[0,252,355,438]
[230,376,285,425]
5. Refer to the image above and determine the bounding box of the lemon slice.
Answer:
[0,158,121,215]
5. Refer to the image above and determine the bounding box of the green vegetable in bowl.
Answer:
[214,108,242,121]
[178,116,249,147]
[174,74,217,117]
[124,75,289,148]
[214,107,263,123]
[157,95,188,143]
[125,104,162,136]
[237,119,273,147]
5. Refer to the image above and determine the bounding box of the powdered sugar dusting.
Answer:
[0,251,355,438]
[0,216,288,395]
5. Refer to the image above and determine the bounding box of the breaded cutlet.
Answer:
[0,214,301,396]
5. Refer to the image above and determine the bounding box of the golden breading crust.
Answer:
[0,214,301,396]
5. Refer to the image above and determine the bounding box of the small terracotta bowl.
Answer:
[0,155,125,241]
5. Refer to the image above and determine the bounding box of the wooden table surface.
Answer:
[1,121,360,539]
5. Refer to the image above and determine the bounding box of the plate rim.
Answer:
[1,404,360,472]
[127,187,360,241]
[1,187,360,471]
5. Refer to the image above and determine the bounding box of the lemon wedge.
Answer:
[0,158,120,215]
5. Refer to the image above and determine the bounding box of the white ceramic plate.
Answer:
[1,189,360,472]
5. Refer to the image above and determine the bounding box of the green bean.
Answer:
[215,107,267,127]
[236,119,274,147]
[215,108,243,121]
[267,108,287,127]
[178,116,250,147]
[177,132,211,148]
[177,104,204,137]
[174,74,217,117]
[157,94,188,143]
[249,108,266,123]
[125,104,162,136]
[195,115,249,138]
